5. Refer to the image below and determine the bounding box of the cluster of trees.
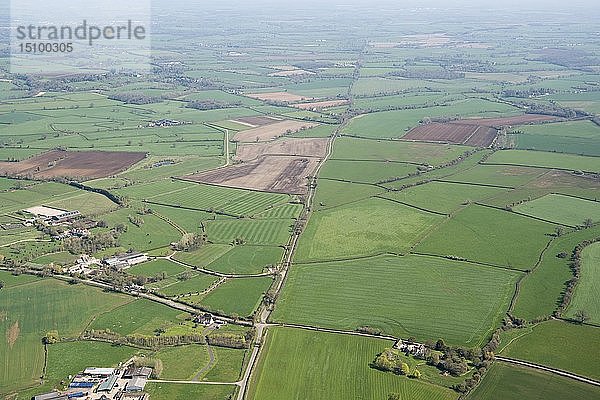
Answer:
[83,328,206,349]
[63,231,119,255]
[513,100,587,119]
[206,330,254,349]
[187,99,241,110]
[387,70,465,80]
[502,88,556,98]
[554,237,600,320]
[372,348,422,379]
[128,214,145,227]
[108,93,162,105]
[173,232,206,252]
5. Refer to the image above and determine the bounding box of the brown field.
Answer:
[231,116,283,128]
[0,150,147,180]
[183,156,320,195]
[6,321,19,348]
[403,123,498,147]
[235,138,329,162]
[233,120,319,142]
[450,114,559,127]
[293,100,349,110]
[245,92,314,103]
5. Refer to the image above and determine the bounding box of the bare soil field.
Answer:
[183,155,320,194]
[293,100,349,110]
[233,120,319,142]
[403,123,498,147]
[245,92,314,103]
[235,138,329,162]
[0,150,147,180]
[231,116,283,127]
[450,114,559,127]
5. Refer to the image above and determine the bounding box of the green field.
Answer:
[565,241,600,323]
[296,197,443,262]
[512,225,600,320]
[0,275,131,395]
[205,245,284,275]
[249,328,458,400]
[498,320,600,380]
[145,382,236,400]
[514,194,600,226]
[273,255,519,346]
[200,277,273,317]
[485,150,600,173]
[382,181,508,214]
[320,160,417,183]
[204,218,293,246]
[440,164,547,188]
[127,259,189,278]
[466,363,600,400]
[89,298,185,336]
[415,205,554,270]
[510,120,600,156]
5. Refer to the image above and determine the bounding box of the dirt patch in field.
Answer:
[6,320,20,348]
[403,123,498,147]
[293,100,349,110]
[231,116,283,128]
[246,92,314,103]
[235,138,329,162]
[233,120,319,143]
[0,150,147,180]
[183,156,320,195]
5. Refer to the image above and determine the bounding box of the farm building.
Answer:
[32,392,68,400]
[125,377,147,392]
[23,206,81,223]
[194,312,215,326]
[83,367,115,378]
[104,252,148,269]
[123,366,152,379]
[115,392,148,400]
[96,373,119,392]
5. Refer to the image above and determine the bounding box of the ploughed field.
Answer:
[0,150,147,180]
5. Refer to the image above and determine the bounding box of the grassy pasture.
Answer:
[205,245,284,275]
[484,150,600,173]
[331,137,469,165]
[466,363,600,400]
[440,164,547,188]
[157,273,219,297]
[89,298,184,336]
[127,259,189,278]
[382,181,508,214]
[204,218,293,246]
[498,320,600,380]
[145,382,236,400]
[510,120,600,156]
[296,197,443,262]
[172,244,232,268]
[0,276,131,395]
[565,241,600,323]
[273,255,519,346]
[249,327,458,400]
[313,179,384,210]
[514,194,600,227]
[319,160,417,183]
[415,205,554,270]
[512,225,600,320]
[199,276,273,317]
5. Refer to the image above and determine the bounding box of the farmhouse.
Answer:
[104,252,148,269]
[194,312,215,326]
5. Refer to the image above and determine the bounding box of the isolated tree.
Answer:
[583,218,594,228]
[555,226,565,237]
[400,362,410,375]
[574,309,590,324]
